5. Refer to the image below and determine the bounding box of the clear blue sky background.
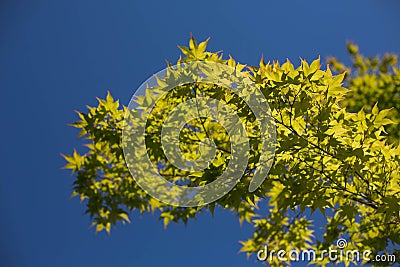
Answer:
[1,1,400,266]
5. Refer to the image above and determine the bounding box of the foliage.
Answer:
[328,42,400,144]
[63,37,400,266]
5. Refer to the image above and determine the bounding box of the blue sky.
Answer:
[1,0,399,266]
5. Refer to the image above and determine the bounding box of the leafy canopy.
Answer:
[63,37,400,266]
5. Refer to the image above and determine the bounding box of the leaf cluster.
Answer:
[64,37,400,266]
